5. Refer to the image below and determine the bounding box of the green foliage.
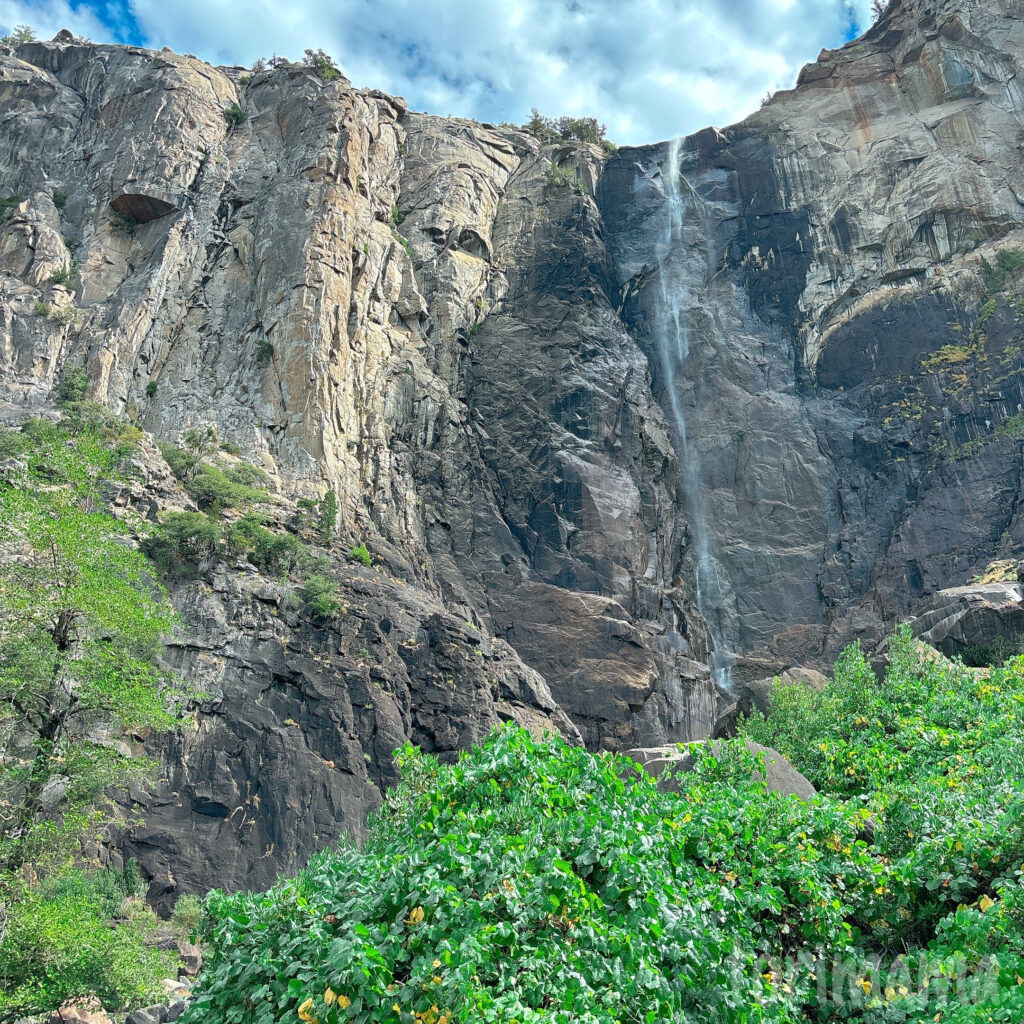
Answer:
[224,513,309,576]
[348,542,371,567]
[185,462,267,513]
[300,573,340,619]
[146,380,158,397]
[111,210,137,235]
[543,162,579,197]
[981,247,1024,294]
[52,190,68,210]
[521,108,607,145]
[391,204,404,226]
[391,227,412,257]
[54,365,90,405]
[960,632,1024,667]
[142,510,223,578]
[239,73,252,86]
[1,24,34,45]
[48,258,78,287]
[0,867,174,1018]
[170,892,204,940]
[33,299,50,317]
[0,194,21,221]
[224,103,246,128]
[186,631,1024,1023]
[0,419,181,876]
[256,338,275,364]
[316,490,337,543]
[303,48,341,81]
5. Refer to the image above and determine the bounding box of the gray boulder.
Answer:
[625,741,816,801]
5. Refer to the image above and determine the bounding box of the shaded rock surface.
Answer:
[4,0,1024,898]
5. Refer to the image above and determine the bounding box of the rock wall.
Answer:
[5,0,1024,897]
[601,0,1024,686]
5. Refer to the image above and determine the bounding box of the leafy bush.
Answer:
[303,47,341,81]
[543,162,579,197]
[33,299,50,317]
[143,511,223,578]
[521,109,607,145]
[256,338,275,364]
[52,189,68,210]
[170,893,204,940]
[348,542,371,567]
[225,513,309,576]
[224,103,246,128]
[301,573,340,618]
[146,380,158,397]
[0,868,174,1018]
[225,461,272,489]
[48,258,78,286]
[0,193,21,220]
[185,630,1024,1023]
[1,24,35,45]
[186,462,267,512]
[54,365,89,405]
[981,247,1024,293]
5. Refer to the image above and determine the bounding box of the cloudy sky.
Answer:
[0,0,877,144]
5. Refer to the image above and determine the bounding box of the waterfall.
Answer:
[651,137,736,693]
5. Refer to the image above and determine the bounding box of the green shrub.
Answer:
[48,258,78,286]
[391,228,412,257]
[224,103,246,127]
[170,893,204,940]
[143,511,222,577]
[0,193,21,220]
[184,631,1024,1024]
[111,210,137,235]
[225,461,271,489]
[225,513,309,576]
[33,299,50,317]
[303,47,341,81]
[391,204,404,226]
[0,870,174,1019]
[256,338,275,364]
[301,573,340,618]
[186,462,267,512]
[52,189,68,210]
[521,108,607,145]
[160,441,200,481]
[54,365,89,404]
[348,542,371,567]
[1,24,35,45]
[146,380,158,397]
[543,162,579,197]
[316,490,337,542]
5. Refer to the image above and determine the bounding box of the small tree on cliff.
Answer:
[0,419,182,878]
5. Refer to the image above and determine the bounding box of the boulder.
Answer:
[48,998,112,1024]
[908,582,1024,661]
[625,741,816,801]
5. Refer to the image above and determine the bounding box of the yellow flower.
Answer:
[324,989,337,1005]
[393,1004,401,1013]
[857,978,872,995]
[406,906,425,925]
[298,997,318,1022]
[339,994,352,1009]
[724,871,737,883]
[432,959,442,968]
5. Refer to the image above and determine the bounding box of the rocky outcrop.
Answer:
[6,0,1024,900]
[909,581,1024,659]
[601,0,1024,683]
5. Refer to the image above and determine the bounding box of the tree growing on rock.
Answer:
[0,419,183,877]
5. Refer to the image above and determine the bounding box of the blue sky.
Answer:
[0,0,878,145]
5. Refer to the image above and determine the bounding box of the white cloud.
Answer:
[0,0,112,43]
[0,0,879,145]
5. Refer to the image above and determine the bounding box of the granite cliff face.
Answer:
[3,0,1024,897]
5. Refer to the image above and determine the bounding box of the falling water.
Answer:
[651,137,735,692]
